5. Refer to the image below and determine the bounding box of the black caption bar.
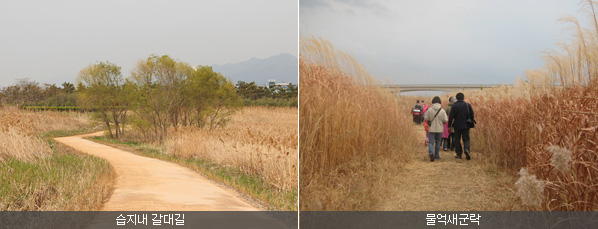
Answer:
[300,211,598,229]
[0,211,298,229]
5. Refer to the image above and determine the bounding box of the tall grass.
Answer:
[0,106,90,132]
[0,141,114,210]
[0,106,113,210]
[99,107,298,210]
[300,36,417,210]
[467,0,598,210]
[0,106,90,162]
[165,107,297,192]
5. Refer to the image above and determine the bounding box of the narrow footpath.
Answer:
[54,132,258,211]
[382,126,522,211]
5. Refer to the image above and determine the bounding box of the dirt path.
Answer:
[382,126,521,211]
[54,132,258,211]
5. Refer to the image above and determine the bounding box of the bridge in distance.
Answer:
[378,84,508,93]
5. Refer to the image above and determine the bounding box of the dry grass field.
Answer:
[464,3,598,210]
[467,82,598,210]
[165,107,298,192]
[0,106,114,210]
[299,2,598,211]
[0,106,89,162]
[299,37,418,210]
[91,106,299,210]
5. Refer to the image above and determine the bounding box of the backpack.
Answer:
[412,104,422,115]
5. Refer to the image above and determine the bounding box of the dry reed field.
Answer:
[300,36,418,210]
[466,1,598,210]
[0,106,90,162]
[468,78,598,211]
[0,106,113,210]
[165,107,298,198]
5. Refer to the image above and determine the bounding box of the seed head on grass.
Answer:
[547,145,572,173]
[515,168,545,207]
[465,2,598,210]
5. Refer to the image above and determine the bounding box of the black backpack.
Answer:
[413,104,422,114]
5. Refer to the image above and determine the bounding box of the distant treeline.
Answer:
[236,81,298,107]
[0,79,79,107]
[0,79,297,108]
[23,106,88,112]
[0,54,297,142]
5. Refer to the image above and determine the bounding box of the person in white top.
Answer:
[424,96,448,162]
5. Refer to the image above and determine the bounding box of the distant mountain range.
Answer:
[212,53,298,86]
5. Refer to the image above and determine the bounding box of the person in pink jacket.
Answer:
[442,117,450,149]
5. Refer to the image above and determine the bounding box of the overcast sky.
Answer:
[300,0,587,85]
[0,0,298,87]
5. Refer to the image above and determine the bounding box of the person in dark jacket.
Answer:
[443,96,456,151]
[448,92,475,160]
[449,96,458,151]
[412,100,423,124]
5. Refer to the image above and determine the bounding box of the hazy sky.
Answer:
[300,0,587,84]
[0,0,298,87]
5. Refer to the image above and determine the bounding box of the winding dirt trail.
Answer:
[54,131,258,211]
[382,126,522,211]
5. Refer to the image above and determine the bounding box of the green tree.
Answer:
[130,55,240,142]
[186,66,240,129]
[235,81,297,107]
[77,61,129,139]
[237,81,260,99]
[61,82,75,94]
[130,55,193,142]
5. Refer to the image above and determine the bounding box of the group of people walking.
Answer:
[411,100,427,125]
[412,93,476,162]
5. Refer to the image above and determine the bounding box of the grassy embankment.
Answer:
[0,107,114,210]
[89,107,298,210]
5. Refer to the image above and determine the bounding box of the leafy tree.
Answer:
[130,55,193,141]
[77,61,129,139]
[130,55,240,142]
[61,82,75,94]
[186,66,241,129]
[76,82,86,92]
